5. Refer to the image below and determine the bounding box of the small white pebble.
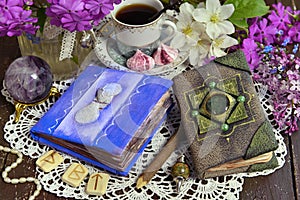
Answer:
[11,178,19,184]
[16,158,23,164]
[36,184,42,191]
[26,177,35,182]
[33,189,41,197]
[4,177,11,183]
[10,162,18,168]
[28,196,34,200]
[3,147,11,152]
[10,149,19,154]
[5,166,12,172]
[19,177,27,183]
[2,171,8,178]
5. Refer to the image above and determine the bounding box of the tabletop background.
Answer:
[1,0,300,199]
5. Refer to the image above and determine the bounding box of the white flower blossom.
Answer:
[210,35,238,57]
[170,3,198,51]
[193,0,235,39]
[188,25,212,66]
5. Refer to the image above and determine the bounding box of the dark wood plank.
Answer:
[240,136,295,200]
[291,132,300,200]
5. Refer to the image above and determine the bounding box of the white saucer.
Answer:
[94,13,189,76]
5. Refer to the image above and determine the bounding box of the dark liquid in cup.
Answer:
[116,4,159,25]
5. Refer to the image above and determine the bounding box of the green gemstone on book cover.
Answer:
[208,81,216,89]
[237,95,246,102]
[187,74,253,141]
[206,94,229,115]
[191,110,200,117]
[200,90,236,122]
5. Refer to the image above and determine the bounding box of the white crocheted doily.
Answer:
[1,61,287,200]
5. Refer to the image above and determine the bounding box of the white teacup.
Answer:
[111,0,177,57]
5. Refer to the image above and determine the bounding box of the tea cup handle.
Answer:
[160,20,177,44]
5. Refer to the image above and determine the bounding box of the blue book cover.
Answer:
[30,66,173,175]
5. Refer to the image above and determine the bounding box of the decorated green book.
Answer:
[172,50,278,179]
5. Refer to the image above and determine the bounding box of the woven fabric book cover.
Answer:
[172,51,279,179]
[31,66,173,175]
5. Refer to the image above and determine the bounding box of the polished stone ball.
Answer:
[5,56,53,104]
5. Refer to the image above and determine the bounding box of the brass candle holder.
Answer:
[13,86,60,122]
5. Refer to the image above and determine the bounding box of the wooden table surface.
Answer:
[0,0,299,199]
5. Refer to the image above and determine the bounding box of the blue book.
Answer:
[30,66,173,176]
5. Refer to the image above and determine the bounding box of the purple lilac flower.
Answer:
[268,2,292,31]
[46,0,120,32]
[240,3,300,135]
[241,38,260,70]
[61,11,93,32]
[249,18,277,45]
[0,0,38,36]
[288,22,300,43]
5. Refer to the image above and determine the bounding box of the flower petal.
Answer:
[193,8,210,23]
[217,20,235,35]
[219,4,234,20]
[170,33,187,49]
[206,22,221,39]
[219,35,238,48]
[206,0,221,13]
[179,2,195,14]
[210,45,226,57]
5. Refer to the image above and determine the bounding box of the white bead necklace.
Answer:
[0,145,41,200]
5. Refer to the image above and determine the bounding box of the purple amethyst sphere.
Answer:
[5,56,53,104]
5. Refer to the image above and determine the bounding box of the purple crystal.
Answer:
[5,56,53,104]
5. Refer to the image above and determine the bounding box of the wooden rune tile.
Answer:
[86,173,110,196]
[36,150,64,173]
[62,163,88,187]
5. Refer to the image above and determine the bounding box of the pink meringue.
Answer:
[153,43,178,65]
[126,50,155,72]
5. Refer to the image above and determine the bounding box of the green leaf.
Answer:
[36,7,47,34]
[229,17,248,30]
[224,0,269,19]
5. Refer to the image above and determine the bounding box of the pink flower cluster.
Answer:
[0,0,121,36]
[240,3,300,135]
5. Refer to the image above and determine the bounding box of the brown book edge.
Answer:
[206,151,273,172]
[136,130,181,189]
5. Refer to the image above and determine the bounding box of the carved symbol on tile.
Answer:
[62,163,88,187]
[91,173,103,190]
[86,172,110,196]
[42,151,56,164]
[68,164,86,180]
[36,150,64,173]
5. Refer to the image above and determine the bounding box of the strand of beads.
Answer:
[0,145,41,200]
